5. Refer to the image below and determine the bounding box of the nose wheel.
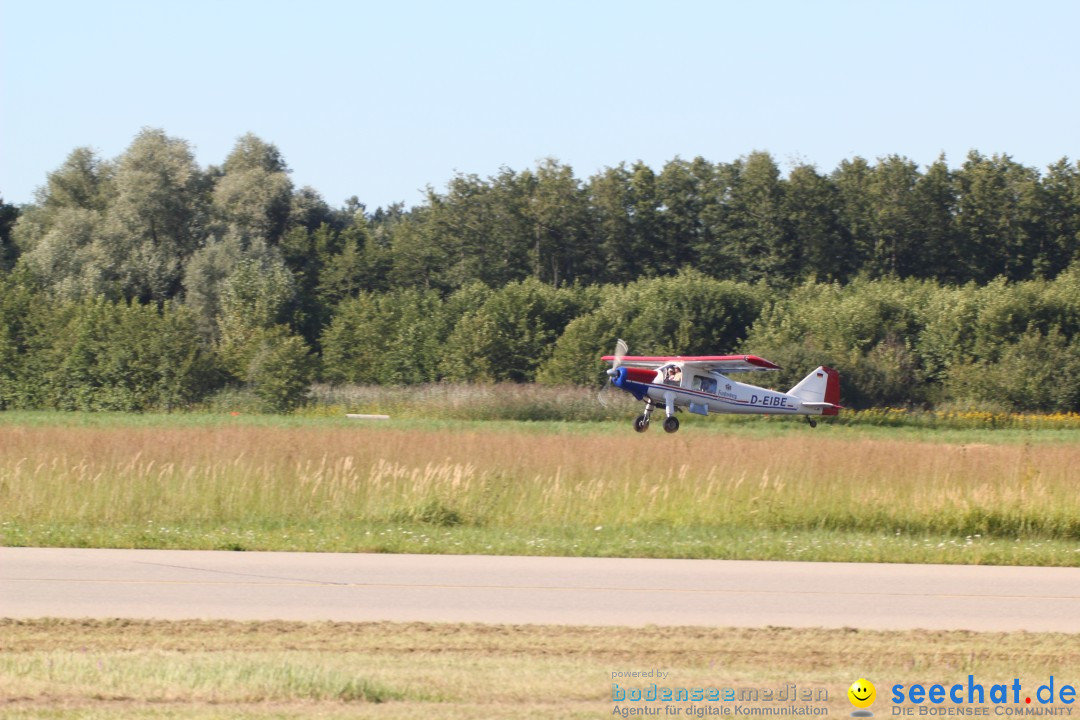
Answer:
[633,398,655,432]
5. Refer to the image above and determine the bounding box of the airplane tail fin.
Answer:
[788,366,842,416]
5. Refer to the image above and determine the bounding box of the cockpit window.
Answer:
[660,364,682,386]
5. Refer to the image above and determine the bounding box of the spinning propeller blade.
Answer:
[598,338,628,406]
[608,338,627,376]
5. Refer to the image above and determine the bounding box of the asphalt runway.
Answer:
[2,547,1079,631]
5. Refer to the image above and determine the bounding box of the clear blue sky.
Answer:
[2,0,1078,211]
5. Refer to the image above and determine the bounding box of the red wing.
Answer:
[600,354,780,372]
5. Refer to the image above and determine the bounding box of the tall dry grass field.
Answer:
[3,424,1079,557]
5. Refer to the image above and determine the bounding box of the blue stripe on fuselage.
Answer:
[619,381,800,412]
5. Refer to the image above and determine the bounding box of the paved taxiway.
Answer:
[2,547,1078,631]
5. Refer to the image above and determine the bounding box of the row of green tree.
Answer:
[2,129,1079,412]
[5,130,1080,309]
[3,268,1080,413]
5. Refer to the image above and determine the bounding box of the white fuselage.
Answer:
[620,363,816,417]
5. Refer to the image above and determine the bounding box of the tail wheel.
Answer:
[663,416,680,434]
[633,415,650,433]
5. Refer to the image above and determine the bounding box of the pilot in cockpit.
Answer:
[662,364,682,386]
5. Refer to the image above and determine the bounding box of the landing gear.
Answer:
[805,416,817,428]
[662,391,679,433]
[632,396,681,434]
[633,398,655,432]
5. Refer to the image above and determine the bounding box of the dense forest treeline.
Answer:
[1,129,1079,413]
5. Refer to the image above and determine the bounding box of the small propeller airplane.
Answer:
[602,340,842,433]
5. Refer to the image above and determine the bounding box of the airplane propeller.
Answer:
[598,338,628,407]
[607,338,627,376]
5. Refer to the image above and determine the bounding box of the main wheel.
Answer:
[663,416,680,434]
[633,415,650,433]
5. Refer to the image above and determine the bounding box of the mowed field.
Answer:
[3,412,1080,565]
[3,619,1080,719]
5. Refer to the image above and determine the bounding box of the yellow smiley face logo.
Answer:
[848,678,876,709]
